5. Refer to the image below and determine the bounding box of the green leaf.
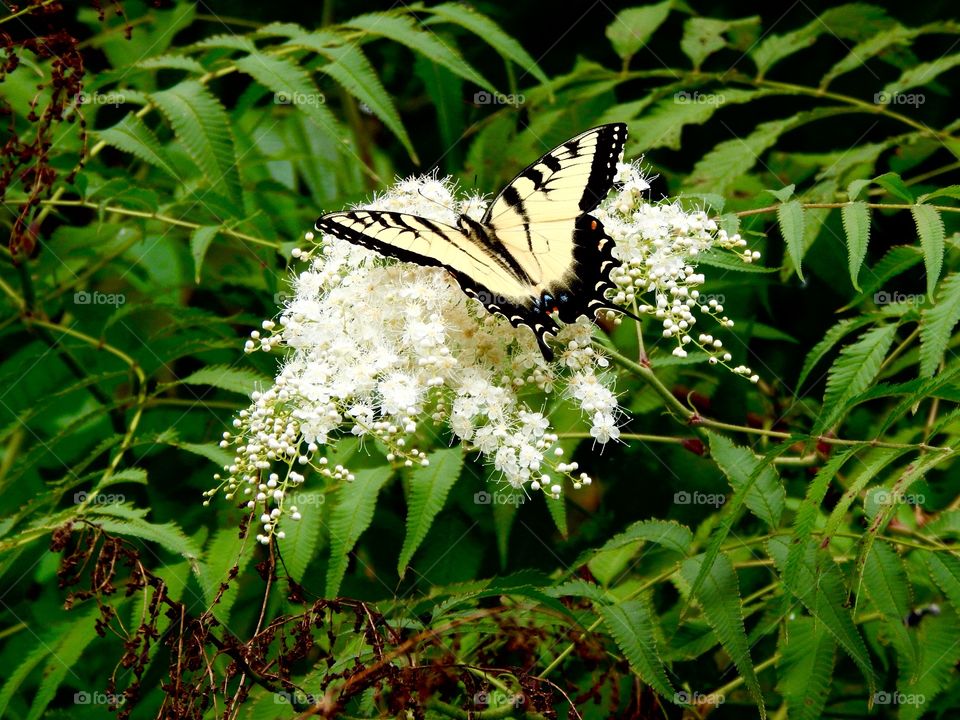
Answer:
[605,2,673,61]
[345,13,493,92]
[424,3,548,83]
[199,526,256,625]
[797,316,875,389]
[922,552,960,611]
[326,466,392,596]
[150,80,243,208]
[680,553,765,716]
[918,184,960,203]
[706,431,784,527]
[768,536,876,692]
[839,245,923,312]
[277,488,326,583]
[816,324,899,434]
[897,611,960,720]
[860,541,917,668]
[598,595,676,699]
[777,616,836,720]
[680,16,760,69]
[398,447,463,577]
[696,249,777,274]
[911,204,945,299]
[137,54,206,74]
[97,113,180,181]
[872,171,914,203]
[190,225,219,283]
[235,52,347,145]
[87,513,201,559]
[777,200,806,281]
[919,272,960,377]
[580,519,692,584]
[784,449,857,589]
[314,43,416,161]
[544,493,568,537]
[883,52,960,95]
[181,364,270,395]
[766,183,795,202]
[841,201,871,291]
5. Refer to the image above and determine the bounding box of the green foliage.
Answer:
[2,1,960,718]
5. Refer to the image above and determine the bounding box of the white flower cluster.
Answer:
[599,162,759,381]
[207,169,758,541]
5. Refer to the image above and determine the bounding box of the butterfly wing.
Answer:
[481,123,629,324]
[314,210,561,358]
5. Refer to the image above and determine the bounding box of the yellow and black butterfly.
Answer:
[315,123,637,360]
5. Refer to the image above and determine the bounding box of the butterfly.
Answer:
[314,123,637,361]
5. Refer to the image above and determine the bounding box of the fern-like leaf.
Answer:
[919,271,960,377]
[180,364,270,396]
[398,447,463,577]
[326,466,392,596]
[777,616,836,720]
[778,199,806,281]
[190,225,219,283]
[861,540,917,669]
[816,323,898,434]
[277,488,326,583]
[150,80,243,208]
[598,594,676,699]
[706,431,785,528]
[97,113,180,181]
[911,204,945,299]
[842,201,871,291]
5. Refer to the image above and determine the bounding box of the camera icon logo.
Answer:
[473,90,492,105]
[74,290,91,304]
[274,91,292,104]
[474,490,492,505]
[674,490,691,505]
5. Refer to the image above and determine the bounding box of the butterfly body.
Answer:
[315,123,632,360]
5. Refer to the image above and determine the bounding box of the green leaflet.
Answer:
[150,81,243,209]
[598,595,675,700]
[680,16,760,69]
[398,447,464,577]
[605,2,673,61]
[190,225,219,283]
[896,611,960,720]
[922,552,960,612]
[199,526,256,625]
[97,113,180,182]
[797,315,876,389]
[860,541,917,669]
[777,200,806,281]
[842,201,871,291]
[575,519,692,585]
[839,245,923,312]
[816,323,899,434]
[180,364,271,396]
[325,466,393,596]
[911,204,945,299]
[920,273,960,377]
[86,512,201,560]
[277,487,326,583]
[769,536,877,692]
[680,553,765,716]
[777,616,836,720]
[705,431,785,528]
[884,51,960,95]
[345,12,494,92]
[424,2,548,83]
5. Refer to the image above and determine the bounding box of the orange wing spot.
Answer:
[590,220,598,230]
[551,307,559,314]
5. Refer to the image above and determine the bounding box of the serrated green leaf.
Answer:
[897,611,960,720]
[277,488,326,583]
[97,113,180,181]
[911,204,945,299]
[190,225,219,283]
[578,519,692,584]
[181,364,270,395]
[706,431,784,527]
[424,3,548,83]
[137,55,206,73]
[860,540,917,668]
[777,200,806,281]
[680,16,760,69]
[883,52,960,95]
[919,272,960,377]
[816,324,898,434]
[314,43,415,160]
[345,13,493,92]
[150,80,242,208]
[922,552,960,612]
[398,447,463,576]
[839,245,923,312]
[777,616,836,720]
[326,466,392,596]
[598,595,675,699]
[681,553,765,716]
[88,514,201,559]
[605,2,673,60]
[544,492,568,537]
[918,184,960,203]
[769,536,876,692]
[767,184,795,202]
[873,171,914,202]
[200,526,256,625]
[695,249,777,273]
[842,201,871,290]
[797,316,875,389]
